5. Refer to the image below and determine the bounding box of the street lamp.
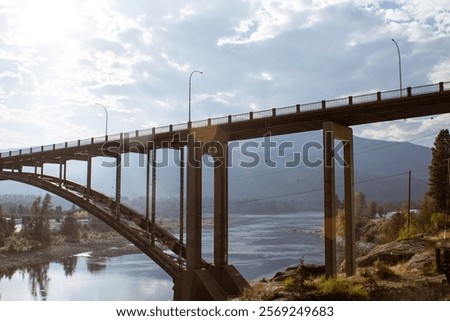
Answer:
[188,70,203,124]
[391,39,403,97]
[95,103,109,137]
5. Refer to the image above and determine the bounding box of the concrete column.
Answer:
[179,147,185,245]
[151,148,157,244]
[145,147,150,222]
[86,154,92,200]
[115,155,121,219]
[213,141,228,266]
[186,133,202,270]
[322,121,356,278]
[344,130,356,276]
[59,158,64,187]
[323,124,336,277]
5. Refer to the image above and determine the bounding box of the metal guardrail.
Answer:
[1,81,449,159]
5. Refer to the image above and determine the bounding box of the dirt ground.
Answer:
[239,252,450,301]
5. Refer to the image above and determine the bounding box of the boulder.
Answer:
[357,238,435,267]
[405,252,435,273]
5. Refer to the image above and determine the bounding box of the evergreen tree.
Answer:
[354,192,367,218]
[428,129,450,212]
[417,194,438,233]
[29,194,52,245]
[0,206,15,238]
[367,200,378,219]
[61,212,79,243]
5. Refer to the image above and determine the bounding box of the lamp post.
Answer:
[95,103,109,137]
[391,39,403,97]
[188,70,203,124]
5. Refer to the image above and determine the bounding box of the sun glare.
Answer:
[14,0,84,43]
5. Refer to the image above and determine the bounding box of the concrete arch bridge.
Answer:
[1,81,450,300]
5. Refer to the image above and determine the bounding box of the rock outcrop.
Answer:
[357,237,435,267]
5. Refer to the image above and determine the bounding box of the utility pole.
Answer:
[407,170,411,236]
[446,160,449,239]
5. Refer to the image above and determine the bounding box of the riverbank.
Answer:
[0,232,141,271]
[239,236,450,301]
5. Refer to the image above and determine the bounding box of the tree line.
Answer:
[0,194,82,251]
[336,128,450,242]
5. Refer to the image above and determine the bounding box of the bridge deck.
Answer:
[1,81,450,168]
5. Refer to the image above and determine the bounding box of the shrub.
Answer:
[0,234,40,253]
[284,275,307,294]
[374,260,397,279]
[317,277,368,300]
[398,225,418,240]
[382,211,406,242]
[431,212,446,231]
[60,213,80,243]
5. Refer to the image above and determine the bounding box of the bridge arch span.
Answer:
[0,171,203,280]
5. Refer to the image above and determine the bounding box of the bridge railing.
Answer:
[411,83,440,95]
[210,115,228,125]
[277,105,298,115]
[253,109,273,119]
[1,81,449,159]
[299,101,322,112]
[352,92,378,105]
[325,97,351,109]
[192,119,209,128]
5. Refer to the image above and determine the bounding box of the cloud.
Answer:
[0,0,449,151]
[428,59,450,82]
[217,0,317,46]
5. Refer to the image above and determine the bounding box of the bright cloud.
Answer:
[0,0,449,150]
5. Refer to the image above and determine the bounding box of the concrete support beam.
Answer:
[151,148,157,244]
[86,155,92,200]
[115,155,121,219]
[179,147,185,245]
[344,132,356,276]
[213,142,228,266]
[186,134,202,270]
[173,270,227,301]
[323,126,336,277]
[323,121,355,277]
[145,147,150,222]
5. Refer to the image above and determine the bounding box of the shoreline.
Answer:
[0,234,141,271]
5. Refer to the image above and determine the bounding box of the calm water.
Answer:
[0,212,324,301]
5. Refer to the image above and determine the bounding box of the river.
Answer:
[0,212,324,301]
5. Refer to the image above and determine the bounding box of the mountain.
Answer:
[223,132,431,211]
[0,132,432,212]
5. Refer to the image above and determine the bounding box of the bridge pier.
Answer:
[174,133,249,300]
[323,121,356,277]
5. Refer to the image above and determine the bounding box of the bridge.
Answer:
[1,81,450,300]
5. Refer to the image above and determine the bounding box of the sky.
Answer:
[0,0,450,151]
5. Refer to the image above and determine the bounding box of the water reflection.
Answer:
[0,268,16,280]
[0,263,51,301]
[0,255,112,300]
[0,212,324,300]
[87,257,107,273]
[0,254,174,300]
[57,256,78,277]
[27,263,49,300]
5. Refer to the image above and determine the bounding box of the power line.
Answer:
[201,171,412,209]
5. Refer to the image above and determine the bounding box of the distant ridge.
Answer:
[0,134,431,212]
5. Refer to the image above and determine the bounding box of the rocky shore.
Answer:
[239,236,450,301]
